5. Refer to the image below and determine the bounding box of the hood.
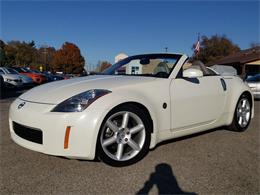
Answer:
[38,73,47,77]
[19,74,34,83]
[23,72,41,77]
[20,75,156,104]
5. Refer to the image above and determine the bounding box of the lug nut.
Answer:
[124,138,128,142]
[126,132,130,135]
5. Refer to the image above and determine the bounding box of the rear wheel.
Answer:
[97,105,151,166]
[228,94,252,132]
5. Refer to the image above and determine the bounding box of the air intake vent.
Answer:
[13,122,42,144]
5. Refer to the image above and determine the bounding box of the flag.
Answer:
[195,40,200,54]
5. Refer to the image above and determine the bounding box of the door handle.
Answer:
[220,78,227,91]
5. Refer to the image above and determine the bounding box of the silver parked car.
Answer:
[0,67,23,88]
[245,74,260,99]
[0,67,34,88]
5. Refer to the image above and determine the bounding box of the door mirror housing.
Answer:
[183,68,203,78]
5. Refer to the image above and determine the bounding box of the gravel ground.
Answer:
[0,97,259,194]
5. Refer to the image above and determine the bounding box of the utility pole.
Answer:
[44,47,47,71]
[41,44,48,72]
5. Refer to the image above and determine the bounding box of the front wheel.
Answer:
[228,94,252,132]
[97,105,151,166]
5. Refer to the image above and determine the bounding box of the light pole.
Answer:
[41,44,48,72]
[44,47,47,71]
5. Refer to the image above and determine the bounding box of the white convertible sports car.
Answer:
[9,53,254,166]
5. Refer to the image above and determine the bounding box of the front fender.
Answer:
[224,77,254,125]
[93,91,159,146]
[91,84,173,149]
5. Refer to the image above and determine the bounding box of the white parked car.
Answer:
[0,67,23,88]
[245,74,260,99]
[9,53,254,166]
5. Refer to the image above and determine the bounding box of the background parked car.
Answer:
[31,70,53,82]
[12,67,47,84]
[50,74,65,81]
[19,74,35,88]
[0,67,23,89]
[64,74,75,79]
[245,74,260,99]
[40,71,65,82]
[1,67,34,88]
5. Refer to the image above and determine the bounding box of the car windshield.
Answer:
[246,74,260,82]
[32,70,41,73]
[102,54,182,78]
[19,67,33,73]
[13,67,31,73]
[5,68,19,74]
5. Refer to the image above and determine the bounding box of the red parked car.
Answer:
[12,67,47,84]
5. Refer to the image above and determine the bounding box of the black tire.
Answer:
[227,94,252,132]
[97,104,152,167]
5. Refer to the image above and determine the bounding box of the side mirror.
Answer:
[183,68,203,78]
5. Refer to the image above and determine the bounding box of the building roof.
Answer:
[209,46,260,66]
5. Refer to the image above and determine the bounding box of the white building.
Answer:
[115,53,142,75]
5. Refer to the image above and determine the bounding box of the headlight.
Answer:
[51,89,111,112]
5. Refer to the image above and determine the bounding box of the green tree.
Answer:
[52,42,85,74]
[4,42,17,66]
[0,40,7,66]
[15,41,37,66]
[4,40,37,66]
[192,34,240,65]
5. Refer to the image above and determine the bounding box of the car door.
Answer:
[170,68,227,131]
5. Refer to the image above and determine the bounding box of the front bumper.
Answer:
[9,98,106,160]
[21,82,36,89]
[5,81,23,88]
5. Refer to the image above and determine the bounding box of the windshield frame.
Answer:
[102,53,182,79]
[5,67,19,75]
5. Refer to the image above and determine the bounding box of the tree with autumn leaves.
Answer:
[52,42,85,74]
[192,34,241,65]
[96,61,112,72]
[0,40,85,74]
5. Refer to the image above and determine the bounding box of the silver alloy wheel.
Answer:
[236,98,251,128]
[100,111,146,161]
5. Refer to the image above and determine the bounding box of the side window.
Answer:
[0,69,5,75]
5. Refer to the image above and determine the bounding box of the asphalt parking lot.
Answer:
[0,97,259,194]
